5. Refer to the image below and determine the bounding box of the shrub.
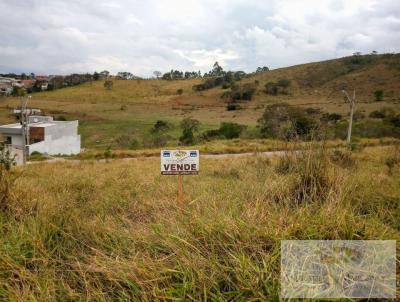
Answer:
[258,103,318,140]
[56,115,67,121]
[218,123,245,139]
[176,89,183,95]
[265,78,291,95]
[374,90,384,101]
[104,79,113,90]
[277,78,291,88]
[201,129,220,140]
[321,113,342,123]
[369,110,386,118]
[179,118,200,145]
[265,82,278,95]
[388,114,400,128]
[226,103,239,111]
[202,123,245,140]
[11,86,26,97]
[152,120,170,133]
[104,147,113,161]
[223,83,257,101]
[192,71,245,92]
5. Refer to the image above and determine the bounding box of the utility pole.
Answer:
[20,96,31,165]
[342,89,356,144]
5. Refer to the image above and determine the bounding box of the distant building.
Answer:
[0,116,81,165]
[0,83,13,96]
[0,77,16,95]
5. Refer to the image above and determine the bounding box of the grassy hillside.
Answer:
[0,54,399,149]
[0,144,399,300]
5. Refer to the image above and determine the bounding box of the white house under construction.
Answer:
[0,116,81,164]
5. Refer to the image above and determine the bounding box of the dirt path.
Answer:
[28,150,294,165]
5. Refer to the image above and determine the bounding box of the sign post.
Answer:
[161,150,199,206]
[178,174,183,205]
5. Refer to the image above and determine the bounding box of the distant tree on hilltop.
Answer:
[153,71,162,79]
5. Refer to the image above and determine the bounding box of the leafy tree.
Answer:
[258,103,317,139]
[210,62,224,77]
[374,90,384,101]
[256,66,269,73]
[100,70,110,78]
[116,72,134,80]
[153,71,162,79]
[179,118,200,145]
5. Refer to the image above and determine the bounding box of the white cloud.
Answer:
[0,0,399,76]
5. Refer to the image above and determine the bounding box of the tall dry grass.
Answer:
[0,145,399,300]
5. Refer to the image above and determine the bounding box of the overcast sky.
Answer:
[1,0,399,76]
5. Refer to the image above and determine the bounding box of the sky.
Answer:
[0,0,399,76]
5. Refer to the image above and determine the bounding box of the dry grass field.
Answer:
[0,143,399,300]
[0,54,399,149]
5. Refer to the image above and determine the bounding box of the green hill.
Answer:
[1,53,399,149]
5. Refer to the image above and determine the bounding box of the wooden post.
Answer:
[178,174,184,206]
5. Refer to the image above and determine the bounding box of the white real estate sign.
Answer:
[161,150,199,175]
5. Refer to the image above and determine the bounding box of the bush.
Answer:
[218,123,245,139]
[152,120,170,133]
[11,86,26,97]
[223,83,257,101]
[176,89,183,95]
[56,115,67,121]
[192,71,245,92]
[388,114,400,128]
[179,118,200,145]
[277,78,291,88]
[258,103,318,140]
[226,103,239,111]
[321,113,342,123]
[202,123,245,140]
[374,90,384,101]
[104,79,113,90]
[265,82,278,95]
[369,110,386,118]
[265,78,291,95]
